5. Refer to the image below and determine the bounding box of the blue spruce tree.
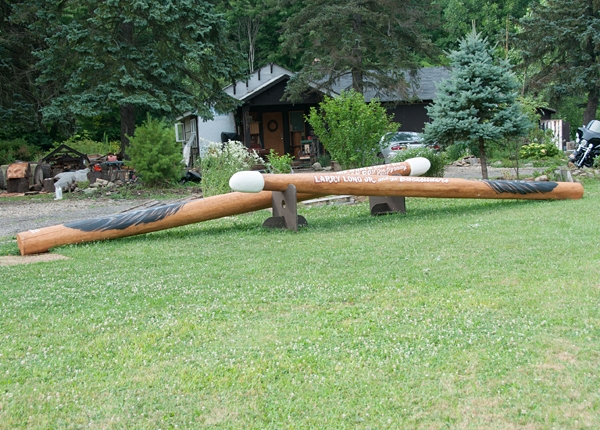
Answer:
[424,29,530,179]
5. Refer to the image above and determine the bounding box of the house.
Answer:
[175,63,450,166]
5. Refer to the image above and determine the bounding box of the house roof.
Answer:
[222,63,449,104]
[223,63,294,101]
[326,67,451,102]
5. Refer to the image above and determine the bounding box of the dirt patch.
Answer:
[0,253,69,266]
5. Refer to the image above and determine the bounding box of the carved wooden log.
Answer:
[17,160,426,255]
[229,172,585,201]
[16,191,284,255]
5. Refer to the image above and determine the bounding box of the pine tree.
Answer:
[516,0,600,125]
[280,0,438,101]
[32,0,244,157]
[0,1,55,141]
[127,115,184,187]
[424,29,530,179]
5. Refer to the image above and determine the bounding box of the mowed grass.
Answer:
[1,181,599,428]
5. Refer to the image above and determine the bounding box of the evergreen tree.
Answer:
[280,0,438,101]
[32,0,244,157]
[0,1,57,143]
[424,29,530,179]
[127,115,184,187]
[516,0,600,125]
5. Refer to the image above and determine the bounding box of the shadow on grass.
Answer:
[99,197,554,248]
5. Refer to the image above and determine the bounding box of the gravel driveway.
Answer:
[0,198,146,239]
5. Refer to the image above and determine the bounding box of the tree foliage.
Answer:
[433,0,535,53]
[32,0,244,156]
[307,90,395,169]
[424,29,530,179]
[127,115,184,187]
[0,1,58,143]
[281,0,438,101]
[516,0,600,124]
[219,0,299,73]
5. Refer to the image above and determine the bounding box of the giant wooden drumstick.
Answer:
[16,159,430,255]
[229,172,584,200]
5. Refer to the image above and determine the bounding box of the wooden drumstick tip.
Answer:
[406,157,430,176]
[229,170,265,193]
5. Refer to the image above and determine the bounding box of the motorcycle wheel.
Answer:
[582,156,594,168]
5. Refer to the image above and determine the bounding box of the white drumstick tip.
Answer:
[229,170,265,193]
[406,157,431,176]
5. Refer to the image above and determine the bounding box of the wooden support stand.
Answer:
[262,184,307,231]
[369,196,406,216]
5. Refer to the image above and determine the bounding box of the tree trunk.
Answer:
[351,14,363,94]
[583,88,599,126]
[479,136,488,179]
[120,103,135,159]
[119,20,135,159]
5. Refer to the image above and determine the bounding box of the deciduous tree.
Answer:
[307,90,395,169]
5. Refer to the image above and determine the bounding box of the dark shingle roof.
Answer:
[329,67,450,102]
[221,64,450,103]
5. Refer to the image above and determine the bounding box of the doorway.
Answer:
[262,112,284,155]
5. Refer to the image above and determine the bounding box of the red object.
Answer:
[93,164,102,172]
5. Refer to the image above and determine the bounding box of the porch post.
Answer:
[242,105,251,148]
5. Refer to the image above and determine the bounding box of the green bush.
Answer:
[389,147,446,177]
[127,115,184,187]
[316,153,331,167]
[200,140,263,197]
[0,138,44,164]
[519,142,559,159]
[265,149,293,173]
[444,142,470,162]
[307,90,396,169]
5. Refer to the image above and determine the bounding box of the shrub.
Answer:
[316,153,331,167]
[0,138,44,164]
[200,140,263,197]
[389,147,446,177]
[306,90,396,169]
[519,142,559,159]
[127,115,184,187]
[444,142,470,162]
[265,150,293,173]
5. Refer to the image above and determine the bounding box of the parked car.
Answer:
[379,131,425,162]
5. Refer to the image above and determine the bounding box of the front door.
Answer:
[262,112,284,155]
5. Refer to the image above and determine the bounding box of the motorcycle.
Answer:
[569,120,600,168]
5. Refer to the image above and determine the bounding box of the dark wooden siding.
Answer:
[388,102,432,132]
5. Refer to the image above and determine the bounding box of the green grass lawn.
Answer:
[1,181,599,428]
